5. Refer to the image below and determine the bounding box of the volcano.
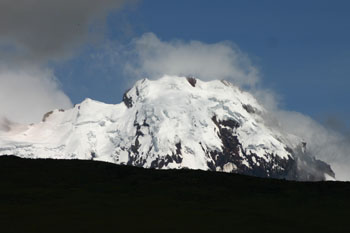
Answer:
[0,76,334,181]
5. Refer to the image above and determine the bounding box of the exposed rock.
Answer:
[42,111,53,122]
[209,114,333,180]
[242,104,256,114]
[123,89,133,108]
[186,76,197,87]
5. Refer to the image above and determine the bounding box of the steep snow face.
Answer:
[0,76,334,180]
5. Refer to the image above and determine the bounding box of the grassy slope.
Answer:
[0,156,349,233]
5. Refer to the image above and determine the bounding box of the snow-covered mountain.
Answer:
[0,76,334,181]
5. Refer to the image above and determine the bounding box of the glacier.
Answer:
[0,76,334,181]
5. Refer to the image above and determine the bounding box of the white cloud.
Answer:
[262,105,350,181]
[123,33,259,87]
[0,1,136,128]
[0,67,72,125]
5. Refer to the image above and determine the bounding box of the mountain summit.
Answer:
[0,76,334,181]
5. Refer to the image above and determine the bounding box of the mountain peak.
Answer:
[0,76,334,181]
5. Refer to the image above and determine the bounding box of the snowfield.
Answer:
[0,76,334,180]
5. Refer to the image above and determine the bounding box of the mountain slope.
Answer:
[0,76,334,180]
[0,156,349,233]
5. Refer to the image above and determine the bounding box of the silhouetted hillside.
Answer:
[0,156,349,233]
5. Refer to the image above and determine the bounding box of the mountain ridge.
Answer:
[0,76,334,180]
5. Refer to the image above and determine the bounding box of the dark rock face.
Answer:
[127,111,146,167]
[150,144,183,169]
[127,112,183,169]
[125,112,334,181]
[42,111,54,122]
[123,110,333,181]
[287,145,335,181]
[123,89,133,108]
[90,152,96,160]
[242,104,256,114]
[186,77,197,87]
[208,115,334,181]
[209,115,293,179]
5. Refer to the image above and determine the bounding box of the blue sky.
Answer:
[54,0,350,127]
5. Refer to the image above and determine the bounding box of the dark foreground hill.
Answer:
[0,156,349,233]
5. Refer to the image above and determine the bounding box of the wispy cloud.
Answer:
[0,0,134,124]
[0,66,72,125]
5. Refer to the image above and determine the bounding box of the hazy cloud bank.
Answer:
[263,108,350,181]
[0,0,133,125]
[0,0,132,62]
[0,67,72,125]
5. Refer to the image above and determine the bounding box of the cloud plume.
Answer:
[0,67,72,125]
[122,33,259,87]
[258,91,350,181]
[273,111,350,181]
